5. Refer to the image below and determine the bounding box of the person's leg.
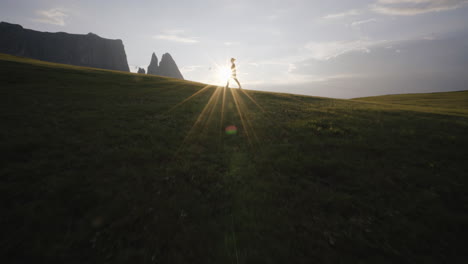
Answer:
[234,77,242,89]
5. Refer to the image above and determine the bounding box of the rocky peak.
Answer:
[147,52,159,75]
[145,52,183,80]
[158,53,184,80]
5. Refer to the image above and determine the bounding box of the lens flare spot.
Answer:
[225,125,237,135]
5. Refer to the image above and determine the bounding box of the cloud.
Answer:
[153,35,199,43]
[351,18,377,27]
[304,40,384,61]
[33,8,68,26]
[224,42,240,46]
[322,9,362,19]
[322,1,467,20]
[153,30,199,43]
[288,31,468,98]
[372,0,468,15]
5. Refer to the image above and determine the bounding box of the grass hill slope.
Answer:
[354,91,468,116]
[1,53,467,263]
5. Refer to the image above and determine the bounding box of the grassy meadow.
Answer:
[1,53,467,263]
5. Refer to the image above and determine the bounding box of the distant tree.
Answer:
[137,67,146,74]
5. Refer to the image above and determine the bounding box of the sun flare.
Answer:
[215,65,232,85]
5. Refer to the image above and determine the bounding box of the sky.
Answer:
[1,0,468,98]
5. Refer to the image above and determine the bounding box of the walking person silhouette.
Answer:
[226,58,242,89]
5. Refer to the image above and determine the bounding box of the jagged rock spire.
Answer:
[146,52,184,80]
[158,53,184,80]
[147,52,159,75]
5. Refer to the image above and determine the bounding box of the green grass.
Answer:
[354,91,468,117]
[1,53,467,263]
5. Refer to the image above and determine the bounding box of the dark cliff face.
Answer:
[147,52,159,75]
[146,52,183,80]
[0,22,129,72]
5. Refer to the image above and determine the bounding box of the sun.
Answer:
[215,65,232,85]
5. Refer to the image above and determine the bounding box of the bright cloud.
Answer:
[34,8,68,26]
[304,40,384,61]
[322,9,362,19]
[372,0,468,15]
[153,30,199,43]
[351,18,377,27]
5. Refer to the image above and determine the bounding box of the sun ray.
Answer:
[220,86,227,127]
[239,89,266,113]
[175,86,222,156]
[186,87,221,137]
[238,89,290,139]
[232,89,259,145]
[203,86,223,133]
[166,84,213,113]
[230,88,256,146]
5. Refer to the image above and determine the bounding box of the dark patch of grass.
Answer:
[1,53,467,263]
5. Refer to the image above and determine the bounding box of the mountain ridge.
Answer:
[0,21,130,72]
